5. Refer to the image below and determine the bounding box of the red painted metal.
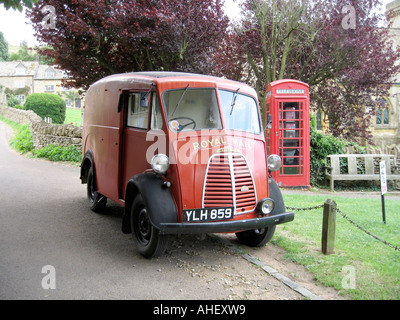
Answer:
[265,80,311,189]
[82,72,270,224]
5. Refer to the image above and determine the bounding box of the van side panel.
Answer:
[83,81,123,204]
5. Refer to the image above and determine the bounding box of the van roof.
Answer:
[131,71,208,78]
[91,71,256,97]
[100,71,246,86]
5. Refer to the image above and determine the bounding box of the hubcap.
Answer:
[137,208,151,245]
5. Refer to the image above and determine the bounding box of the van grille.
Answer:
[202,154,257,214]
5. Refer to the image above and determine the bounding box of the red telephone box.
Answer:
[265,80,310,189]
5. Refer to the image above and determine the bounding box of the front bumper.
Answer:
[158,211,294,235]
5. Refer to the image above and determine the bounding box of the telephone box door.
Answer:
[266,80,310,188]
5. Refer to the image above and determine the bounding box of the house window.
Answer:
[15,67,26,75]
[45,85,54,92]
[45,69,56,79]
[383,108,389,124]
[15,80,25,88]
[376,107,389,125]
[376,108,381,124]
[16,95,25,104]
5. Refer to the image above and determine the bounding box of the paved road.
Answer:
[0,121,339,301]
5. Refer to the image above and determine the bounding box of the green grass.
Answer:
[0,115,81,164]
[32,144,81,162]
[64,107,82,126]
[0,114,23,131]
[274,192,400,300]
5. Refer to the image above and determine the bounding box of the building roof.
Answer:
[34,64,64,80]
[0,61,64,79]
[0,61,38,77]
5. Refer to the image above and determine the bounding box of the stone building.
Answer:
[314,1,400,150]
[0,60,81,108]
[370,0,400,148]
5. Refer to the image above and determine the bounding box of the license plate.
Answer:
[183,207,234,222]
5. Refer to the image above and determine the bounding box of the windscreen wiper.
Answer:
[141,83,155,105]
[230,88,240,115]
[171,84,190,117]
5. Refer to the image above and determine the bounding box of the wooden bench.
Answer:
[325,154,400,191]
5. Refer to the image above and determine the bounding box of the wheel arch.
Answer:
[80,150,94,184]
[122,173,178,234]
[269,177,286,215]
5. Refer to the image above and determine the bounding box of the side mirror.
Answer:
[265,114,273,130]
[140,92,150,108]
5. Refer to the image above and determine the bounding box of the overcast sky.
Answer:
[0,0,394,47]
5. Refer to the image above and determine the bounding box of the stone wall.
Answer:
[0,105,82,149]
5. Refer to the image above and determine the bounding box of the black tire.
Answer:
[236,178,284,247]
[235,225,276,247]
[87,166,107,212]
[131,194,168,258]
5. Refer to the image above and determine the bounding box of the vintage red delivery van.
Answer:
[80,72,294,258]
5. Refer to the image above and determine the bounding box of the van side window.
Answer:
[127,93,149,129]
[151,93,163,130]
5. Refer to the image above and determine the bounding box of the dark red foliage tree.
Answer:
[27,0,229,89]
[211,0,400,142]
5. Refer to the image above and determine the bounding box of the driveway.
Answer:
[0,121,342,300]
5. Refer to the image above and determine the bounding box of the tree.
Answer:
[0,0,37,11]
[9,40,37,61]
[27,0,229,89]
[212,0,400,142]
[0,31,8,61]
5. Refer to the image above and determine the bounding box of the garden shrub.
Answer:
[7,95,20,108]
[24,93,66,124]
[310,127,345,186]
[33,144,81,162]
[10,124,34,154]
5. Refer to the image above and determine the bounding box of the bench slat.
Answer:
[325,154,400,191]
[348,157,357,175]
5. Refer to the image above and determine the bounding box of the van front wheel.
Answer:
[131,194,168,258]
[235,226,276,247]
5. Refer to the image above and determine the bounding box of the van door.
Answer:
[119,91,164,200]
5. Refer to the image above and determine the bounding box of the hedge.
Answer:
[24,93,66,124]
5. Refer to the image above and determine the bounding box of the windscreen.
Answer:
[163,88,222,132]
[219,89,261,134]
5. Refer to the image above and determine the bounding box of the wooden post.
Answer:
[322,199,336,255]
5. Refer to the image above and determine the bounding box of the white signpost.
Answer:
[379,161,387,224]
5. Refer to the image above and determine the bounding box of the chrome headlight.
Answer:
[257,198,275,215]
[267,154,282,172]
[151,154,170,175]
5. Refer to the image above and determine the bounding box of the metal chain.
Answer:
[335,207,400,252]
[286,203,400,252]
[286,204,324,211]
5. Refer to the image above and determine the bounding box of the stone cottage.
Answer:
[0,60,81,107]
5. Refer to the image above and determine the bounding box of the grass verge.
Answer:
[0,115,81,164]
[274,192,400,300]
[64,107,82,126]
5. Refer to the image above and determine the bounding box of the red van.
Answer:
[80,72,294,258]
